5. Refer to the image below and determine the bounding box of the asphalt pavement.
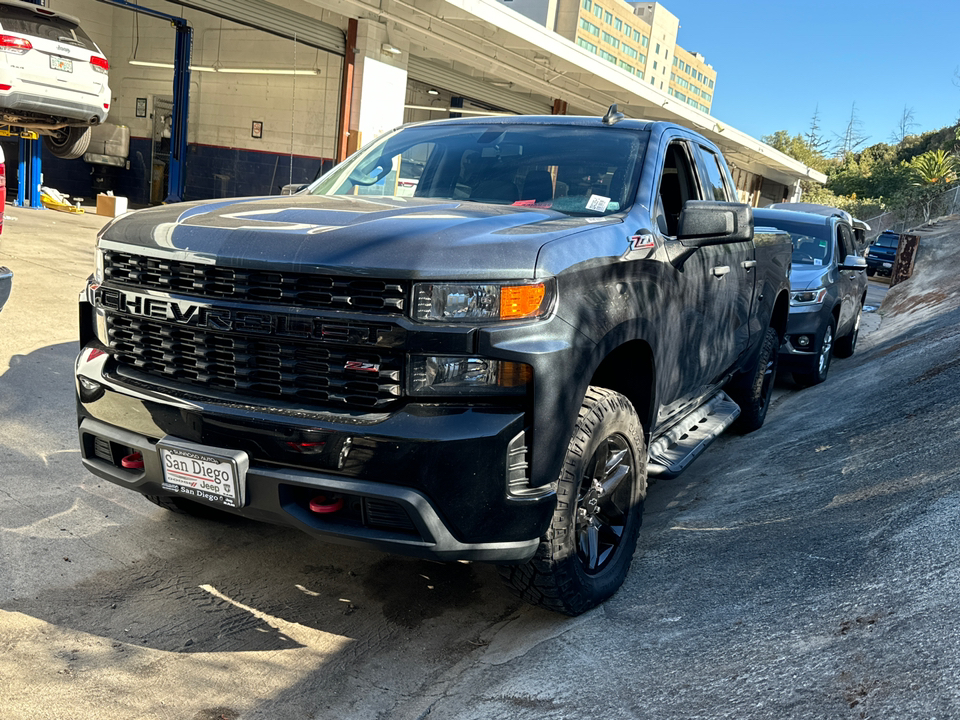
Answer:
[0,207,957,720]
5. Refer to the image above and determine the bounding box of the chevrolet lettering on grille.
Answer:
[97,287,382,345]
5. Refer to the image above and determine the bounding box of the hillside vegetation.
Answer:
[763,121,960,232]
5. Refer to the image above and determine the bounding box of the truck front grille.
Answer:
[107,315,403,410]
[103,251,407,315]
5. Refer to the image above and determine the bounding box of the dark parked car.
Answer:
[866,231,901,277]
[755,207,868,387]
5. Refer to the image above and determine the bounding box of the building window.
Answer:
[640,35,648,47]
[709,79,714,89]
[577,37,598,52]
[637,70,644,79]
[638,53,646,64]
[581,0,592,10]
[593,5,602,18]
[598,49,617,63]
[619,60,634,72]
[614,18,622,31]
[655,43,660,54]
[650,76,655,84]
[580,18,600,35]
[675,91,686,102]
[623,44,638,59]
[604,10,612,23]
[652,60,657,70]
[697,71,703,82]
[702,92,711,102]
[685,62,691,73]
[664,50,668,61]
[624,23,632,37]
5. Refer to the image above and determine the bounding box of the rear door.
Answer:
[0,4,106,101]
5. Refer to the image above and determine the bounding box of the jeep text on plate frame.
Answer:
[157,438,249,508]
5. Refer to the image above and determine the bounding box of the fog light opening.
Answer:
[796,335,811,348]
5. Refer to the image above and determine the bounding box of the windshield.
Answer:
[875,235,899,248]
[309,123,648,217]
[759,218,832,266]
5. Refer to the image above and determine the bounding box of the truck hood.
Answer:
[790,263,832,291]
[99,195,612,280]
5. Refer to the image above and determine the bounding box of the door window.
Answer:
[656,141,700,236]
[696,145,731,202]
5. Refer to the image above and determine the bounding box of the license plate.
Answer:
[50,55,73,73]
[882,262,892,268]
[158,438,248,508]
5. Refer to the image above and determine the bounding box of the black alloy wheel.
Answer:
[575,434,635,574]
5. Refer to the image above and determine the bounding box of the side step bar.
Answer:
[647,392,741,478]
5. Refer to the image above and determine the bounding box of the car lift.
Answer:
[0,127,43,208]
[96,0,191,203]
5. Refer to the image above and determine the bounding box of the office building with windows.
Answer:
[512,0,717,113]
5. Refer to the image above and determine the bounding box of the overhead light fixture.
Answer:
[381,43,402,55]
[427,88,440,95]
[128,59,315,75]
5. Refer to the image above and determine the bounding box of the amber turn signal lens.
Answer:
[498,361,533,388]
[500,283,546,320]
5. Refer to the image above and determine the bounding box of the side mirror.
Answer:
[839,255,867,271]
[677,201,753,247]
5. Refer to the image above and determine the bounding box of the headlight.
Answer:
[408,356,532,396]
[413,280,553,322]
[94,248,104,284]
[790,288,827,306]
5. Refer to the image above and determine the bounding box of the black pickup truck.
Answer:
[76,109,791,615]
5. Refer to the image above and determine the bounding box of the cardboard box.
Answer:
[96,194,128,217]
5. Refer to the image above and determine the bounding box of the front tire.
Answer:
[794,317,835,387]
[498,387,647,616]
[43,126,92,160]
[728,326,779,433]
[834,302,862,359]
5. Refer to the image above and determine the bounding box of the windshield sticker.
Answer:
[813,259,822,266]
[586,195,611,213]
[819,241,827,247]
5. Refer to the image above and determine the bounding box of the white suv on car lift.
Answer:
[0,0,110,159]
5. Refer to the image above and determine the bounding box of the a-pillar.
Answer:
[345,19,408,155]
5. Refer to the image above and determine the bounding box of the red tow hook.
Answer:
[309,494,344,514]
[120,452,144,469]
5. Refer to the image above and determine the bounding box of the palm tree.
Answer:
[909,148,957,185]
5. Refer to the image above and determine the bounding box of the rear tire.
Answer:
[728,326,779,433]
[497,387,647,616]
[794,317,835,387]
[43,126,92,160]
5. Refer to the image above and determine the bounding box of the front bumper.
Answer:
[76,345,554,563]
[866,256,894,274]
[779,303,829,372]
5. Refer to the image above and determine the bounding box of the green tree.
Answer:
[909,148,958,185]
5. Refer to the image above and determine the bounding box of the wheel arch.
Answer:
[588,338,657,445]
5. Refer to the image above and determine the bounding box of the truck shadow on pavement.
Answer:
[1,342,523,660]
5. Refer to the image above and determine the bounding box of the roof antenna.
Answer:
[602,103,625,125]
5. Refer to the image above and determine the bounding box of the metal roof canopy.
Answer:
[301,0,825,187]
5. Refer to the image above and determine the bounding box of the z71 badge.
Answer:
[621,233,657,260]
[345,361,380,373]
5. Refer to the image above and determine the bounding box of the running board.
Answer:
[647,392,741,478]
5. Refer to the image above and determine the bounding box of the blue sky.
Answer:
[672,1,959,152]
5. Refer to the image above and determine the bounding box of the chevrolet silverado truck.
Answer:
[76,108,791,615]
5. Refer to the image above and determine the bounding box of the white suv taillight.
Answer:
[0,34,32,54]
[90,55,109,74]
